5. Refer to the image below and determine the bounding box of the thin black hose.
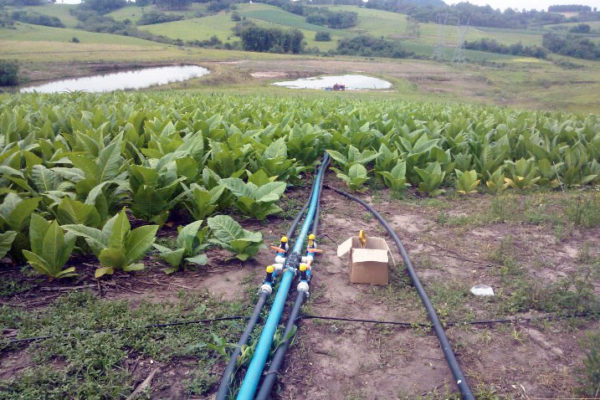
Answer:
[324,184,475,400]
[255,157,330,400]
[216,294,267,400]
[216,163,321,400]
[4,310,597,347]
[1,316,247,346]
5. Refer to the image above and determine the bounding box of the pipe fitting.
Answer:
[297,281,309,293]
[274,255,286,264]
[259,284,273,295]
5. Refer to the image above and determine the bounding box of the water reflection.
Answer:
[21,65,210,94]
[273,74,392,90]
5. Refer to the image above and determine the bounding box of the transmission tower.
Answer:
[433,15,447,60]
[453,18,470,64]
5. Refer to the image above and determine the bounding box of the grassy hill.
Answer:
[3,2,589,59]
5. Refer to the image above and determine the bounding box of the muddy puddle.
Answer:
[273,74,392,90]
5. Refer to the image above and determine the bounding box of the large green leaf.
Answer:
[62,224,106,255]
[253,181,286,203]
[0,231,17,259]
[124,224,158,264]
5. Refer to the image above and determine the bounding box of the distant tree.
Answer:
[569,23,591,33]
[240,26,303,54]
[157,0,192,10]
[336,35,411,58]
[80,0,127,14]
[0,60,19,86]
[543,32,600,60]
[315,31,331,41]
[548,5,591,13]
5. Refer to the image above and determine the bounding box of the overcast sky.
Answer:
[445,0,599,11]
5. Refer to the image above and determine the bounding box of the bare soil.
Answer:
[1,178,598,399]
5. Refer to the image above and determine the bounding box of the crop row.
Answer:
[0,92,598,279]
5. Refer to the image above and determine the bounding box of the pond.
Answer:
[21,65,210,94]
[273,74,392,90]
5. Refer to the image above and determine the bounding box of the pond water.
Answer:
[21,65,210,94]
[273,74,392,90]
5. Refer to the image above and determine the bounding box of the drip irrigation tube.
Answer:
[5,310,598,348]
[325,184,475,400]
[255,157,329,400]
[236,153,330,400]
[216,169,318,400]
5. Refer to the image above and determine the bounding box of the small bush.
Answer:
[0,60,19,86]
[71,36,80,43]
[579,333,600,397]
[137,11,183,25]
[314,31,331,41]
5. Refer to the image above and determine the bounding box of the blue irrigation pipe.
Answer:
[235,153,329,400]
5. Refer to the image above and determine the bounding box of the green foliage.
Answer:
[63,208,158,278]
[0,60,19,86]
[0,193,40,260]
[415,162,445,196]
[22,214,76,279]
[314,31,331,41]
[504,158,540,189]
[579,333,600,397]
[220,172,286,220]
[128,162,185,225]
[328,145,379,190]
[336,35,412,58]
[183,183,225,220]
[153,220,209,274]
[455,169,480,195]
[207,215,263,261]
[377,161,409,196]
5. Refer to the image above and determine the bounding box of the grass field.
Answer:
[0,22,157,46]
[5,3,79,28]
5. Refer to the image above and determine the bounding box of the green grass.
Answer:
[139,13,237,43]
[0,290,247,399]
[6,4,79,28]
[0,22,157,46]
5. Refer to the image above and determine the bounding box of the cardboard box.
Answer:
[337,236,391,285]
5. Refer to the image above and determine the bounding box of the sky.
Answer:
[444,0,600,11]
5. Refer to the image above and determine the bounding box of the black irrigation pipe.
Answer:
[1,316,248,347]
[324,184,475,400]
[297,310,600,328]
[255,156,330,400]
[4,310,599,348]
[216,162,322,400]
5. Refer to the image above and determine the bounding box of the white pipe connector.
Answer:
[297,281,309,293]
[273,263,284,272]
[260,284,273,295]
[274,255,286,264]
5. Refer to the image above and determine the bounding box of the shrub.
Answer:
[137,11,183,25]
[0,60,19,86]
[315,31,331,41]
[336,35,411,58]
[71,36,80,43]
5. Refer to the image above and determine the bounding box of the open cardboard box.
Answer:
[337,236,391,285]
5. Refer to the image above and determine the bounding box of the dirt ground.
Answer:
[1,175,598,399]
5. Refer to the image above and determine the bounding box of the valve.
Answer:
[260,265,275,294]
[280,236,289,253]
[299,263,308,281]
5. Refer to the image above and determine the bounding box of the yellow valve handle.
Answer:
[359,230,367,248]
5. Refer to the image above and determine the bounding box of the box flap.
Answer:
[366,237,390,251]
[352,248,389,263]
[337,237,354,258]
